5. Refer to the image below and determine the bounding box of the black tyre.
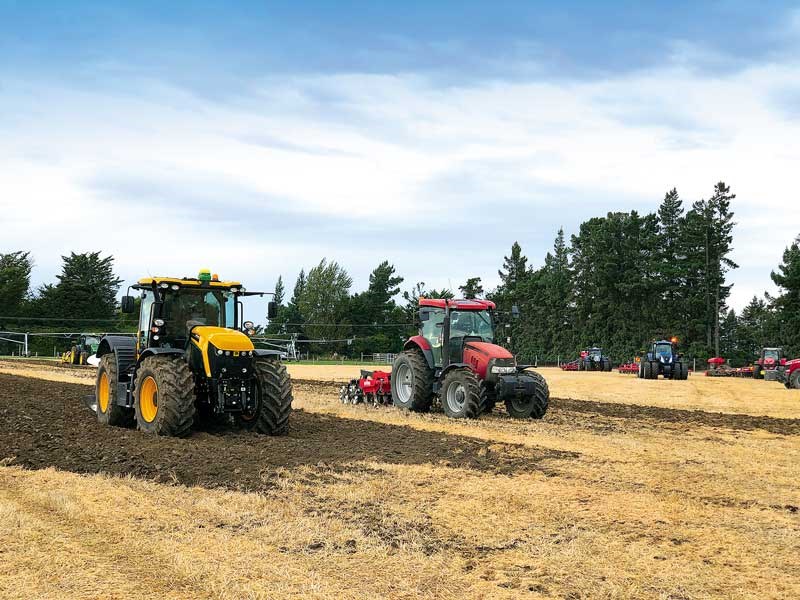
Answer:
[505,370,549,419]
[96,354,134,427]
[479,381,497,414]
[638,362,645,378]
[440,368,481,419]
[680,363,689,380]
[237,358,293,434]
[391,350,434,412]
[134,356,196,437]
[642,361,652,379]
[602,358,612,372]
[71,345,80,365]
[80,351,88,365]
[787,370,800,390]
[754,366,763,380]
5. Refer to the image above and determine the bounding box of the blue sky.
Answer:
[2,1,799,315]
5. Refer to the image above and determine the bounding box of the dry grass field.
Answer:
[0,359,798,599]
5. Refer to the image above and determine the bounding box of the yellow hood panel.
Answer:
[194,326,255,351]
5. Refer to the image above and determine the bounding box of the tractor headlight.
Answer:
[491,366,516,374]
[160,282,169,289]
[154,319,165,327]
[230,287,239,293]
[225,351,231,356]
[171,284,179,291]
[216,349,223,355]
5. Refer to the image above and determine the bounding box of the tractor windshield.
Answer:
[589,348,602,359]
[449,310,494,343]
[764,349,780,360]
[654,343,673,359]
[156,290,236,348]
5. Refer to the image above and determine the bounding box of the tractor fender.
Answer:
[138,347,186,363]
[439,362,471,379]
[404,336,435,369]
[97,335,137,381]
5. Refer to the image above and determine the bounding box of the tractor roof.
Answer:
[419,298,496,310]
[135,276,243,290]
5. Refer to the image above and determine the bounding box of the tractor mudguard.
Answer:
[439,362,471,378]
[97,335,137,381]
[138,347,186,362]
[404,336,435,369]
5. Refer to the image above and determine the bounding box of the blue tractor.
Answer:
[637,338,688,380]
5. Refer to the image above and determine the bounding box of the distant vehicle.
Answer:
[638,337,688,380]
[754,347,786,381]
[61,334,100,366]
[784,359,800,390]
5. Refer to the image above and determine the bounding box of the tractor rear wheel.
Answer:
[71,346,80,365]
[391,350,434,412]
[602,358,612,372]
[505,370,549,419]
[754,366,763,380]
[479,381,497,414]
[134,356,196,437]
[96,354,135,427]
[440,368,481,419]
[80,351,88,365]
[238,358,293,434]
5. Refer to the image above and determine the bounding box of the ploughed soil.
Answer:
[2,373,798,493]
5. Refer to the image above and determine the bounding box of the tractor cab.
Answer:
[652,341,675,362]
[588,347,603,361]
[418,299,497,367]
[760,347,783,365]
[127,271,276,352]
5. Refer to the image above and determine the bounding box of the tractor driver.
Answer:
[166,292,221,341]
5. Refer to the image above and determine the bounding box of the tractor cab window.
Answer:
[84,336,100,352]
[764,349,780,360]
[420,308,445,366]
[654,343,673,359]
[139,290,155,348]
[449,310,494,343]
[161,290,226,347]
[589,348,602,359]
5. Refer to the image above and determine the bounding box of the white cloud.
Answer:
[1,52,799,311]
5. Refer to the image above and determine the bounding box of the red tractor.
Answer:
[391,299,549,419]
[784,359,800,389]
[753,347,787,381]
[341,299,549,419]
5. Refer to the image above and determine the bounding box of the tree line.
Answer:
[1,179,798,363]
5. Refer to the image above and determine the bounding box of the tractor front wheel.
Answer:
[134,356,195,437]
[80,351,88,365]
[440,368,481,419]
[96,354,134,427]
[479,381,497,414]
[642,361,652,379]
[505,370,549,419]
[391,350,434,412]
[238,358,293,434]
[787,370,800,390]
[71,346,80,365]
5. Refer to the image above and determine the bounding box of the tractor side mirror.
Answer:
[267,301,278,320]
[511,305,520,319]
[121,296,135,314]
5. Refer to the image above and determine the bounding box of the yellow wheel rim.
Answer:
[98,371,110,413]
[139,376,158,423]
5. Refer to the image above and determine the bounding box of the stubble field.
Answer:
[0,359,798,599]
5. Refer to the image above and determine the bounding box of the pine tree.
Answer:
[770,235,800,355]
[273,276,285,306]
[0,251,33,318]
[459,277,484,299]
[497,242,528,296]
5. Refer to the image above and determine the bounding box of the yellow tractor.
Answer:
[93,270,292,437]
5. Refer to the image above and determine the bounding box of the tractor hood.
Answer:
[464,341,513,360]
[463,341,514,380]
[193,326,255,352]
